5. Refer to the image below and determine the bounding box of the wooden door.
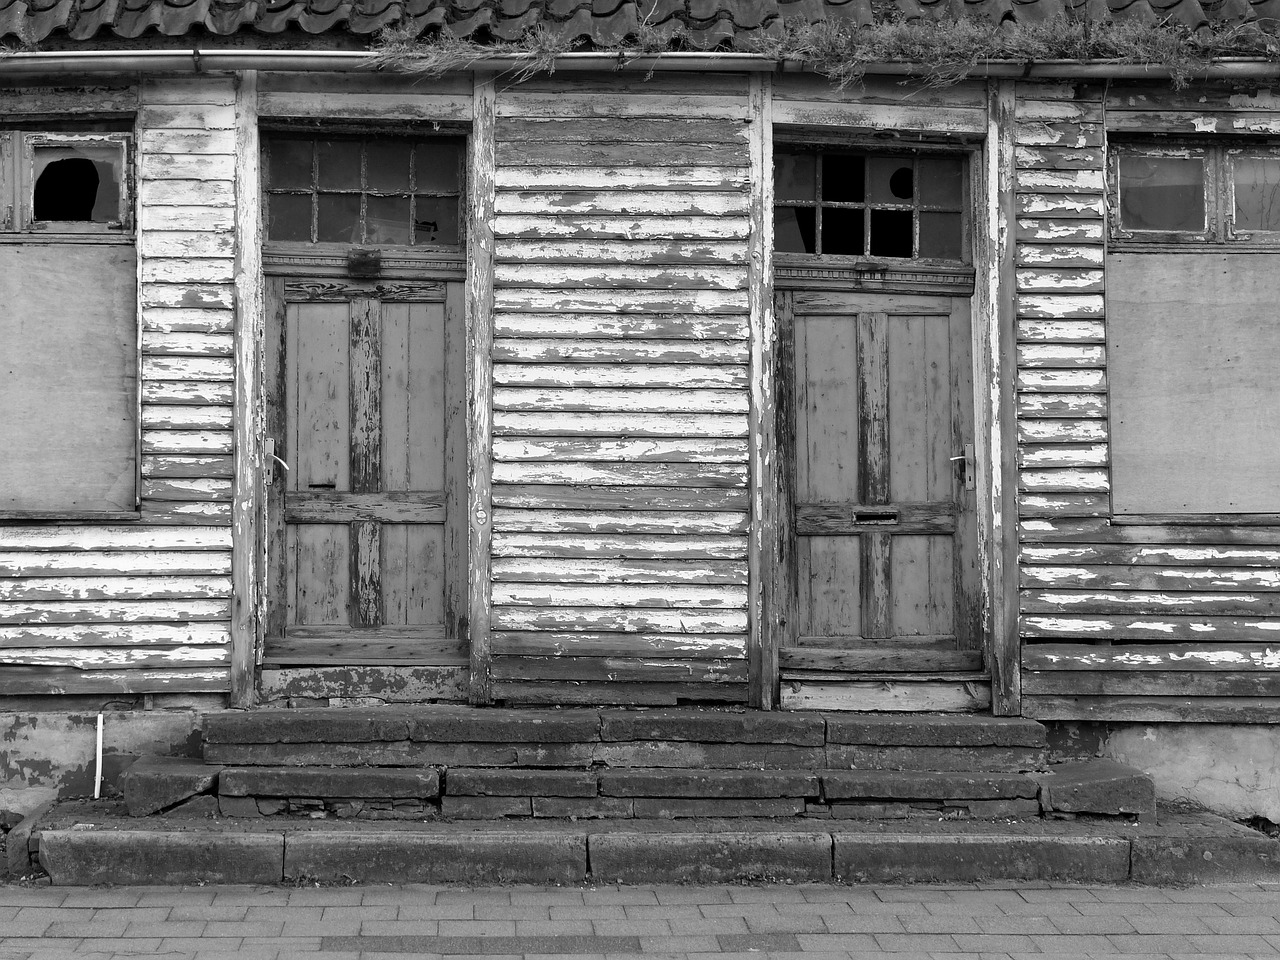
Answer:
[264,278,467,664]
[779,289,981,668]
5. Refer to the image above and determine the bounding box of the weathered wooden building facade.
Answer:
[2,0,1279,818]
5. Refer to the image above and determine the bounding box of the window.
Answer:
[1111,139,1280,243]
[1107,137,1280,517]
[263,134,465,247]
[774,147,966,261]
[0,129,137,517]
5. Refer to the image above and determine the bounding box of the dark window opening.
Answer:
[774,147,966,262]
[33,157,101,221]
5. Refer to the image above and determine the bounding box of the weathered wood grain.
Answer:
[493,338,749,365]
[490,485,748,512]
[493,437,748,464]
[490,655,746,683]
[493,364,748,389]
[0,667,230,695]
[491,631,746,658]
[1022,694,1280,723]
[495,313,748,340]
[492,462,747,488]
[1023,642,1280,671]
[493,509,749,536]
[493,412,749,438]
[491,558,748,585]
[491,606,749,633]
[780,679,991,712]
[0,622,229,648]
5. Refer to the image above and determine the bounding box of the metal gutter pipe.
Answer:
[1,48,1280,80]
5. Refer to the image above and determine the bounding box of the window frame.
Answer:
[261,130,467,253]
[1109,137,1280,248]
[772,143,971,266]
[0,131,133,236]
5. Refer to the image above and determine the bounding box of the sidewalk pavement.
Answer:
[1,881,1279,960]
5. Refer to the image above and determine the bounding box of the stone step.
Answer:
[32,807,1280,886]
[201,706,1049,772]
[120,758,1153,824]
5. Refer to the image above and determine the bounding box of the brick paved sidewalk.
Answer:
[1,882,1278,960]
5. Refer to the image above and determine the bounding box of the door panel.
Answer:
[785,289,979,651]
[265,278,466,663]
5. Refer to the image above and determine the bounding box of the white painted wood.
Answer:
[494,166,748,189]
[493,412,750,438]
[493,363,748,389]
[492,437,749,463]
[0,622,230,647]
[492,387,749,414]
[492,509,749,536]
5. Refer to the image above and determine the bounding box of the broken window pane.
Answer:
[414,196,460,245]
[822,208,864,256]
[868,158,913,204]
[822,153,864,203]
[1118,154,1206,232]
[775,206,815,253]
[1233,155,1280,231]
[775,152,816,202]
[32,142,124,223]
[870,209,913,258]
[365,195,411,244]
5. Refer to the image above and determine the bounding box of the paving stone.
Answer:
[822,771,1039,801]
[631,797,805,818]
[589,831,832,883]
[1032,759,1156,820]
[532,797,634,819]
[410,707,601,744]
[593,741,826,769]
[829,802,912,820]
[963,798,1041,819]
[217,796,264,818]
[205,741,519,767]
[118,757,219,817]
[824,714,1047,747]
[599,768,817,799]
[38,830,284,885]
[599,709,824,745]
[203,708,415,745]
[284,830,587,884]
[833,835,1129,883]
[442,796,532,819]
[826,745,1047,772]
[220,766,440,800]
[447,769,596,797]
[1131,832,1280,884]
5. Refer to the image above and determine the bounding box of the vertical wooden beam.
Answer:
[980,79,1021,715]
[349,296,382,627]
[770,290,798,697]
[443,281,468,642]
[857,311,893,639]
[467,73,496,705]
[262,279,288,644]
[749,73,778,709]
[230,70,262,708]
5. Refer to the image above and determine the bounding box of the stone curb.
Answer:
[4,798,55,880]
[32,822,1280,886]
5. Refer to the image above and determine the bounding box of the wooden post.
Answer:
[981,79,1021,716]
[230,70,263,708]
[749,73,778,709]
[467,73,496,705]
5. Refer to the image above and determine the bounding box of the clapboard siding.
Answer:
[0,78,236,696]
[1015,81,1280,722]
[488,79,752,703]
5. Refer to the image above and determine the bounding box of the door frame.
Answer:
[757,93,1019,713]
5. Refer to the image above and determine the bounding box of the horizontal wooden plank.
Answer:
[493,582,747,609]
[779,648,983,673]
[493,437,748,464]
[142,455,234,479]
[493,338,749,365]
[1021,615,1280,643]
[1017,344,1105,368]
[142,381,234,405]
[0,666,229,695]
[142,332,234,358]
[491,485,748,512]
[497,239,751,266]
[1019,419,1107,443]
[1017,370,1106,392]
[1022,694,1280,723]
[492,387,749,414]
[490,655,746,683]
[1021,590,1280,616]
[493,509,749,536]
[494,287,748,315]
[494,93,750,120]
[1023,564,1280,592]
[495,313,748,340]
[142,306,235,334]
[1019,469,1108,493]
[0,576,230,601]
[1016,218,1104,243]
[495,140,748,167]
[494,191,749,218]
[1023,642,1280,671]
[142,430,233,455]
[491,462,747,488]
[491,631,746,658]
[1017,295,1106,320]
[263,635,465,665]
[771,99,985,135]
[0,526,229,551]
[1015,194,1104,219]
[494,214,750,240]
[493,263,746,291]
[1020,316,1108,343]
[0,551,231,577]
[494,166,747,190]
[140,478,233,502]
[1016,245,1104,269]
[1018,444,1107,469]
[140,502,233,526]
[796,501,956,536]
[492,532,746,560]
[258,91,473,121]
[1023,670,1280,697]
[493,412,749,438]
[1014,145,1106,169]
[284,492,445,524]
[1018,493,1111,519]
[1020,518,1280,545]
[491,558,747,585]
[1018,169,1105,192]
[1014,120,1103,148]
[780,679,991,712]
[493,363,747,389]
[0,646,229,669]
[1017,393,1107,418]
[0,622,229,648]
[142,356,234,381]
[490,679,747,706]
[1016,269,1103,293]
[1022,544,1280,567]
[495,117,748,144]
[492,606,750,633]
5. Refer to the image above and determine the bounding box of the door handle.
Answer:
[265,438,290,484]
[949,443,975,491]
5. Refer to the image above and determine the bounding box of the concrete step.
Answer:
[200,706,1049,771]
[30,801,1280,886]
[121,758,1154,824]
